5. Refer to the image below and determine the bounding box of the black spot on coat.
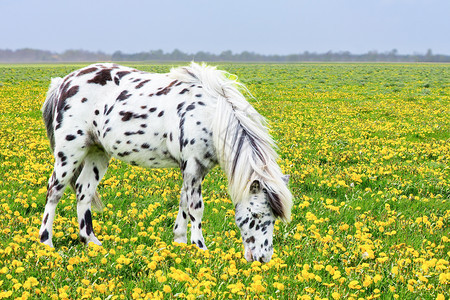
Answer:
[116,90,132,101]
[77,67,98,76]
[106,105,115,115]
[189,213,195,222]
[245,236,256,243]
[93,167,99,181]
[40,229,49,242]
[156,80,177,96]
[87,69,113,86]
[249,220,255,229]
[85,210,93,236]
[120,111,133,121]
[43,214,49,225]
[116,71,131,79]
[55,84,79,129]
[194,201,202,209]
[135,79,150,89]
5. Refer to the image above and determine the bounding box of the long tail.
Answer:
[42,77,103,211]
[42,77,63,150]
[171,63,292,221]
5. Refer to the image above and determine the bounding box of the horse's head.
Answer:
[235,175,290,263]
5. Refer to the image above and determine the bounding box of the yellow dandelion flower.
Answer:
[332,292,340,300]
[348,280,361,290]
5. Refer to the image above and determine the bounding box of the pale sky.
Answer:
[1,0,449,55]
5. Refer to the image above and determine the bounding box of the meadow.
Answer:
[0,63,448,299]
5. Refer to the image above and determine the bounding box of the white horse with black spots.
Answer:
[39,62,293,262]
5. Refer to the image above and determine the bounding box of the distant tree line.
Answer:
[1,48,449,63]
[0,49,110,63]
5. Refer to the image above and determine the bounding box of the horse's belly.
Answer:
[111,150,180,169]
[97,111,181,169]
[104,133,180,169]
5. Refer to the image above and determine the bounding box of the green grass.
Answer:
[0,63,449,299]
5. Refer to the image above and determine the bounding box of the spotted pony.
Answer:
[39,63,293,262]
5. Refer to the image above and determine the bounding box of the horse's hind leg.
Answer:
[174,188,188,244]
[75,151,109,246]
[39,148,85,247]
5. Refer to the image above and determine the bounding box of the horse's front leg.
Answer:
[186,179,206,250]
[174,159,207,250]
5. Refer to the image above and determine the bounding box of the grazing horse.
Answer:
[39,62,292,262]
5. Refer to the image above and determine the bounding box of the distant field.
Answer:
[0,63,448,299]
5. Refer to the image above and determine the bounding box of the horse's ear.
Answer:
[267,190,284,219]
[281,174,290,185]
[250,180,261,194]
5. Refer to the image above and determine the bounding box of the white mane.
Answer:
[170,63,293,221]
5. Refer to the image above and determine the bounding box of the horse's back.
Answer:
[51,63,217,169]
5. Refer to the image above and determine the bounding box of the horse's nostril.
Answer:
[258,255,265,263]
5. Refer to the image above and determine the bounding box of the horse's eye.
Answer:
[252,213,262,219]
